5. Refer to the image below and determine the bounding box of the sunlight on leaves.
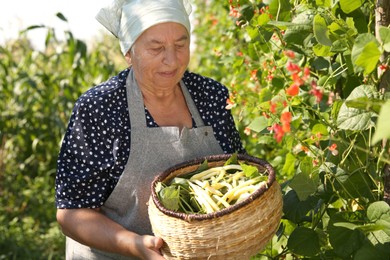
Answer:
[337,85,378,130]
[352,34,381,75]
[372,100,390,144]
[379,26,390,52]
[339,0,364,14]
[313,14,332,46]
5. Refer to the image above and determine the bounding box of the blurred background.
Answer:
[0,0,110,51]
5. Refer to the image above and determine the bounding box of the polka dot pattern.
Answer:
[55,68,245,209]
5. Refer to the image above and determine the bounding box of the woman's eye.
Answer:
[151,47,163,53]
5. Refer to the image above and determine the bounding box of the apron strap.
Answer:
[126,68,147,129]
[180,80,205,127]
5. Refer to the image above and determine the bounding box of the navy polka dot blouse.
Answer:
[55,68,245,209]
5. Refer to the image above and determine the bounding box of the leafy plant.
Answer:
[192,0,389,259]
[0,13,123,259]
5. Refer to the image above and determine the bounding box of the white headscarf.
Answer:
[96,0,192,55]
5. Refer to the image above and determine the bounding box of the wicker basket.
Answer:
[148,154,283,260]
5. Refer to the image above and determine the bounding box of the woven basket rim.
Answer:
[150,153,276,222]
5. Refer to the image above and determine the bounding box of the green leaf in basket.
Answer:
[224,153,238,166]
[180,160,210,179]
[158,185,181,211]
[170,177,189,186]
[197,159,209,172]
[241,163,259,178]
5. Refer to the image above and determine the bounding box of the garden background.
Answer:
[1,0,389,259]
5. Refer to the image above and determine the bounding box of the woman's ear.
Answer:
[125,50,132,66]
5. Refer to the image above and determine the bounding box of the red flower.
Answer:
[269,101,277,114]
[210,16,218,26]
[284,50,295,59]
[379,64,388,72]
[229,5,241,18]
[250,69,258,81]
[280,111,292,132]
[272,124,284,143]
[309,80,323,103]
[267,71,274,81]
[303,67,310,79]
[286,62,301,73]
[226,98,235,110]
[313,159,319,166]
[286,83,300,96]
[292,73,304,86]
[329,143,338,156]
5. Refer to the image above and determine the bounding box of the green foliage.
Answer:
[192,0,389,259]
[2,1,390,259]
[373,99,390,143]
[0,14,123,259]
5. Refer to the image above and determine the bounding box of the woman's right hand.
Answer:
[136,235,165,259]
[56,208,166,259]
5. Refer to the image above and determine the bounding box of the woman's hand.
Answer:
[136,235,165,259]
[56,208,165,259]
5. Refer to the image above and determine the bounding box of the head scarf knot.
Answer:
[96,0,192,55]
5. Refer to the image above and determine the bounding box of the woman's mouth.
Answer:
[158,70,177,78]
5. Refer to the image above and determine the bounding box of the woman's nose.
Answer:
[162,47,178,66]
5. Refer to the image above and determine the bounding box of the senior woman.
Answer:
[55,0,245,259]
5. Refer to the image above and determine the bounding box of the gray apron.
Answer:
[66,69,223,259]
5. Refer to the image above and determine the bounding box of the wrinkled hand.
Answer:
[137,235,165,260]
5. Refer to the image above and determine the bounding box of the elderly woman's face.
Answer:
[129,22,190,89]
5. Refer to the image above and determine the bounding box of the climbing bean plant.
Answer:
[191,0,389,259]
